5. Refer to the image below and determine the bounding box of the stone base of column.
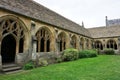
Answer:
[15,54,26,66]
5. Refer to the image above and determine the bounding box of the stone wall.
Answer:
[0,9,92,70]
[36,52,60,65]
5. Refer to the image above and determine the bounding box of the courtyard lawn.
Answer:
[0,55,120,80]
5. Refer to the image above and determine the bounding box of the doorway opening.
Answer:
[1,35,16,64]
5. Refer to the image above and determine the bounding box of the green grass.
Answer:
[1,55,120,80]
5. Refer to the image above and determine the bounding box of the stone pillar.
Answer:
[38,38,40,52]
[55,28,60,55]
[44,39,47,52]
[69,34,73,48]
[78,41,80,50]
[103,40,106,49]
[84,41,86,50]
[56,41,60,52]
[31,21,37,61]
[92,42,95,49]
[32,36,37,61]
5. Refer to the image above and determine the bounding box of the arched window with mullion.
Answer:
[36,28,51,52]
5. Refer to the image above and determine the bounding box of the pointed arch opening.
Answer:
[80,38,84,50]
[0,15,27,63]
[71,35,77,49]
[57,32,66,51]
[1,34,16,63]
[36,27,52,52]
[107,39,117,50]
[94,41,103,50]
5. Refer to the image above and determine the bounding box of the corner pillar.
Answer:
[32,36,37,61]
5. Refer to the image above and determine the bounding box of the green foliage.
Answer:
[38,58,48,66]
[23,61,35,70]
[62,48,79,61]
[55,56,63,63]
[103,48,115,55]
[79,50,97,58]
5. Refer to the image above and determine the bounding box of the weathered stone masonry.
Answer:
[0,0,120,71]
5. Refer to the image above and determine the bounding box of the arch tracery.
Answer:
[36,27,52,52]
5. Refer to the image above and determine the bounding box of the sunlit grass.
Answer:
[0,55,120,80]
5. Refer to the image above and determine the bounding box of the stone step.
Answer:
[3,66,22,72]
[5,70,23,74]
[2,63,18,68]
[2,63,22,74]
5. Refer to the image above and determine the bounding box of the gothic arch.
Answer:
[94,40,103,50]
[36,27,53,52]
[71,35,77,49]
[80,37,84,50]
[1,34,16,63]
[107,39,117,50]
[0,15,28,53]
[57,32,67,51]
[0,15,28,63]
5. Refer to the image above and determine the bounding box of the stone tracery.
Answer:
[94,41,103,50]
[0,18,25,54]
[71,35,77,48]
[107,40,117,50]
[57,32,66,51]
[36,28,51,52]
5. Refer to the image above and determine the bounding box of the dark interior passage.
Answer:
[1,35,16,63]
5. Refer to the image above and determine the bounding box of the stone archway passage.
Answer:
[1,35,16,63]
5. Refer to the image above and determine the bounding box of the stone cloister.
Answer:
[0,0,120,72]
[94,39,118,50]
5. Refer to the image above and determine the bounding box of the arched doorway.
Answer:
[1,35,16,63]
[0,15,27,65]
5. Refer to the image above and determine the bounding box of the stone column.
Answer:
[16,39,19,54]
[55,28,60,55]
[58,41,60,52]
[84,41,86,50]
[38,38,40,52]
[56,38,60,53]
[31,21,37,61]
[32,36,37,61]
[113,43,115,49]
[103,40,106,49]
[44,39,47,52]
